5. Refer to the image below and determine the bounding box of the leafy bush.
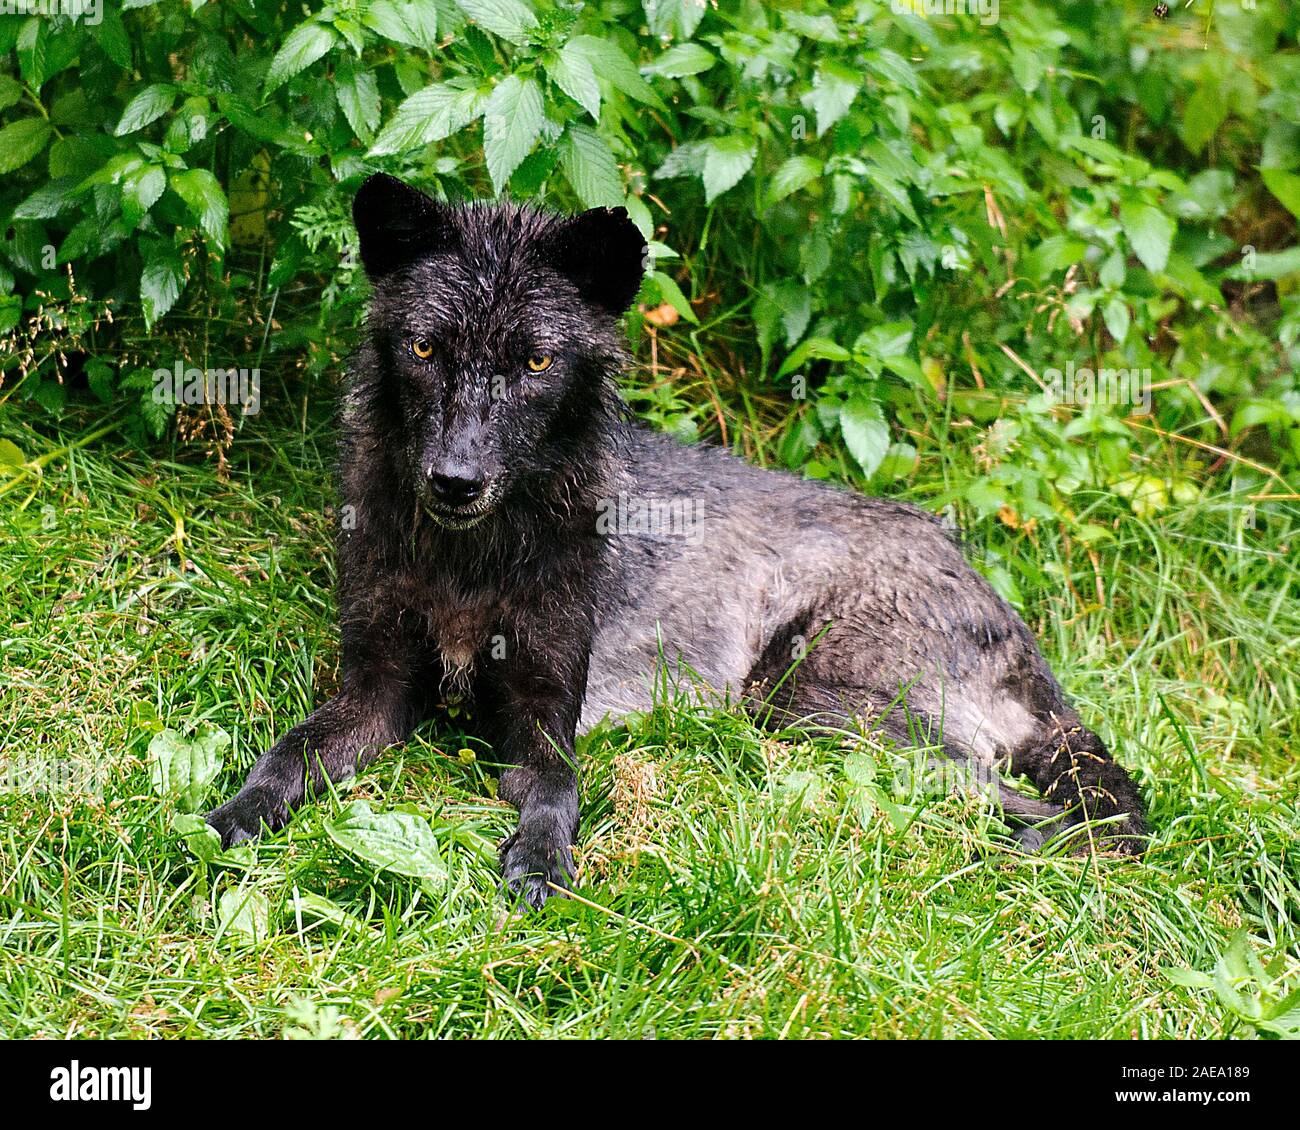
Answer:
[1,1,1298,517]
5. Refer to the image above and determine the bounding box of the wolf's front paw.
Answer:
[499,827,574,911]
[205,788,287,848]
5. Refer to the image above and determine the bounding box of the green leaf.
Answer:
[335,59,382,143]
[0,75,23,112]
[801,64,860,137]
[324,800,449,883]
[264,22,337,94]
[369,82,488,156]
[547,41,601,120]
[114,84,176,136]
[567,36,666,111]
[651,270,696,324]
[777,335,850,378]
[1102,296,1131,342]
[1182,83,1228,155]
[121,165,167,227]
[13,177,79,220]
[765,155,822,208]
[702,136,756,204]
[0,119,52,175]
[1262,168,1300,222]
[560,124,623,208]
[643,0,706,38]
[483,75,544,195]
[644,43,716,79]
[840,399,890,477]
[217,887,271,943]
[170,168,230,251]
[1120,200,1174,273]
[141,243,186,329]
[174,813,222,862]
[363,0,438,49]
[148,725,230,812]
[455,0,537,46]
[0,439,26,469]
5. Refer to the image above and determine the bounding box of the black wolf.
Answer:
[206,174,1146,906]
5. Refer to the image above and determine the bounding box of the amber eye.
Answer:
[410,338,433,360]
[527,354,552,373]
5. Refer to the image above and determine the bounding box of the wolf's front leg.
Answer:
[205,672,420,847]
[478,622,591,910]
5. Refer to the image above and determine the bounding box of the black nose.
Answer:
[427,467,485,508]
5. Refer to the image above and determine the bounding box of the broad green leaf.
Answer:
[651,270,697,324]
[170,168,230,251]
[801,64,859,137]
[1120,200,1174,273]
[0,439,26,468]
[702,136,756,203]
[560,124,623,208]
[1262,168,1300,222]
[148,725,230,812]
[0,119,52,174]
[765,155,822,207]
[174,813,222,862]
[547,42,601,120]
[777,335,850,378]
[114,83,176,136]
[0,75,22,112]
[369,83,488,156]
[643,0,706,38]
[1102,296,1130,342]
[567,36,666,111]
[840,399,890,478]
[483,75,544,195]
[325,800,448,883]
[264,22,336,93]
[217,887,271,943]
[122,165,166,227]
[456,0,537,46]
[335,60,381,143]
[644,44,716,79]
[363,0,438,49]
[1182,83,1227,155]
[141,244,186,329]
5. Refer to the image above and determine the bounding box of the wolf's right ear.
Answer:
[546,207,649,316]
[352,173,453,279]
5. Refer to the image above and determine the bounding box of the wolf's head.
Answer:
[351,174,647,529]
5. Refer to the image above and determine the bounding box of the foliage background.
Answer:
[0,1,1298,1039]
[2,0,1298,503]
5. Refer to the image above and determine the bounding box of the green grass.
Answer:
[1,385,1297,1040]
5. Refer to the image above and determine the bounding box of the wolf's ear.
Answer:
[546,207,648,315]
[352,173,453,279]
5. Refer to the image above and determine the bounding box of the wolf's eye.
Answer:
[410,338,433,360]
[527,354,552,373]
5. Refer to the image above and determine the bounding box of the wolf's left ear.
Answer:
[352,173,453,279]
[546,207,648,315]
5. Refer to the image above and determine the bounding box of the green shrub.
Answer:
[1,1,1297,511]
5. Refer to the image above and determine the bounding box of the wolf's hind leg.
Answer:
[744,672,1073,847]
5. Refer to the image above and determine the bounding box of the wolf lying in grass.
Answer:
[205,174,1147,907]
